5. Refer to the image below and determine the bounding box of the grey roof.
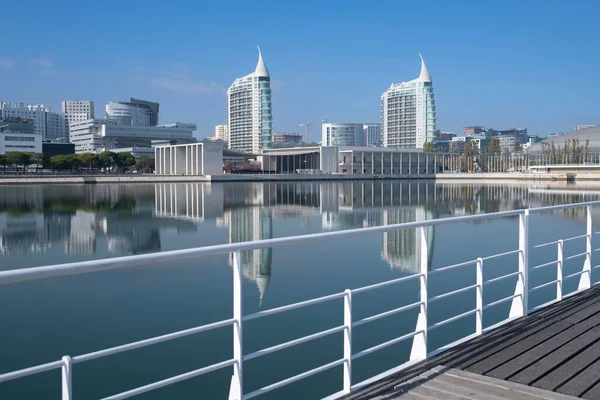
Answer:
[528,126,600,154]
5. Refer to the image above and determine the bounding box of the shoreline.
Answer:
[0,172,596,185]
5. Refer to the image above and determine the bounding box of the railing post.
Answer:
[410,226,428,361]
[61,356,72,400]
[476,258,483,335]
[229,251,243,400]
[510,210,529,318]
[557,240,563,301]
[343,289,352,394]
[579,206,592,290]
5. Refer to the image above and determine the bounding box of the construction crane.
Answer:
[298,123,313,144]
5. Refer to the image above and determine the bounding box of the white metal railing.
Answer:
[0,201,599,399]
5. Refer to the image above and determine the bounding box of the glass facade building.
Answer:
[381,55,437,149]
[227,47,272,154]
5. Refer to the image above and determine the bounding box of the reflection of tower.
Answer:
[223,207,273,304]
[381,207,434,273]
[66,211,98,254]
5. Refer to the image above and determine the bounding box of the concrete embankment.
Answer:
[0,173,434,185]
[0,172,598,185]
[436,172,600,182]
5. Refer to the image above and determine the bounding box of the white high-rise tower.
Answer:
[227,47,272,154]
[381,54,437,148]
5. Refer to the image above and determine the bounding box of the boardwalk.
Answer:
[345,286,600,400]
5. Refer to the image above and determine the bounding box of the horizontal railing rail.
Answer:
[0,201,599,400]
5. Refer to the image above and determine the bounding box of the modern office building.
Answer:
[130,98,159,126]
[214,124,229,142]
[227,46,272,154]
[272,133,302,144]
[0,102,68,140]
[105,101,153,127]
[381,54,437,149]
[322,123,366,147]
[69,119,195,153]
[363,124,382,147]
[61,101,95,129]
[0,117,34,134]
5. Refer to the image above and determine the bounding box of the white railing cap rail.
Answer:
[0,209,528,285]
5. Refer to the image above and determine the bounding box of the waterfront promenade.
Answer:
[0,171,593,185]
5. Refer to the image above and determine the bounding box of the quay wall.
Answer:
[0,172,598,185]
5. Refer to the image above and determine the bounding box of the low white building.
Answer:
[70,119,196,153]
[0,133,42,154]
[261,146,440,175]
[155,142,223,175]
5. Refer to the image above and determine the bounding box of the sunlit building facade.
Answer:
[227,47,273,154]
[381,54,437,149]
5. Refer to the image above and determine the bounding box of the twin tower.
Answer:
[226,49,436,154]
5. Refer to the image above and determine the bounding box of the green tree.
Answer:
[460,141,478,172]
[114,153,136,170]
[5,152,21,170]
[30,153,44,173]
[135,156,155,173]
[0,154,5,173]
[97,151,115,170]
[77,153,98,170]
[449,142,459,154]
[487,138,501,156]
[5,152,32,172]
[422,141,435,152]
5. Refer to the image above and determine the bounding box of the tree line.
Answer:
[0,151,155,173]
[539,139,591,165]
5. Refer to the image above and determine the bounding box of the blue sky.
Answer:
[0,0,598,140]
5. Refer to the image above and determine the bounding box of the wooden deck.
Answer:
[345,285,600,400]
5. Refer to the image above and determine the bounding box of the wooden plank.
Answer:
[556,357,600,398]
[466,299,600,375]
[443,290,600,371]
[486,314,600,380]
[341,288,600,400]
[532,337,600,391]
[511,328,600,386]
[581,382,600,400]
[402,383,471,400]
[422,376,511,400]
[441,368,579,400]
[432,370,559,400]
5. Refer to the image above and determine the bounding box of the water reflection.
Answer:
[2,181,600,301]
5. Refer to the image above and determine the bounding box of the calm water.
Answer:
[1,181,599,399]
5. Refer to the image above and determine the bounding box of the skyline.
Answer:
[0,0,598,140]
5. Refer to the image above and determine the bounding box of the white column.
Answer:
[186,146,189,175]
[410,226,428,361]
[511,210,529,318]
[343,289,352,393]
[229,251,244,400]
[62,356,72,400]
[369,153,374,175]
[579,206,593,290]
[361,152,364,174]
